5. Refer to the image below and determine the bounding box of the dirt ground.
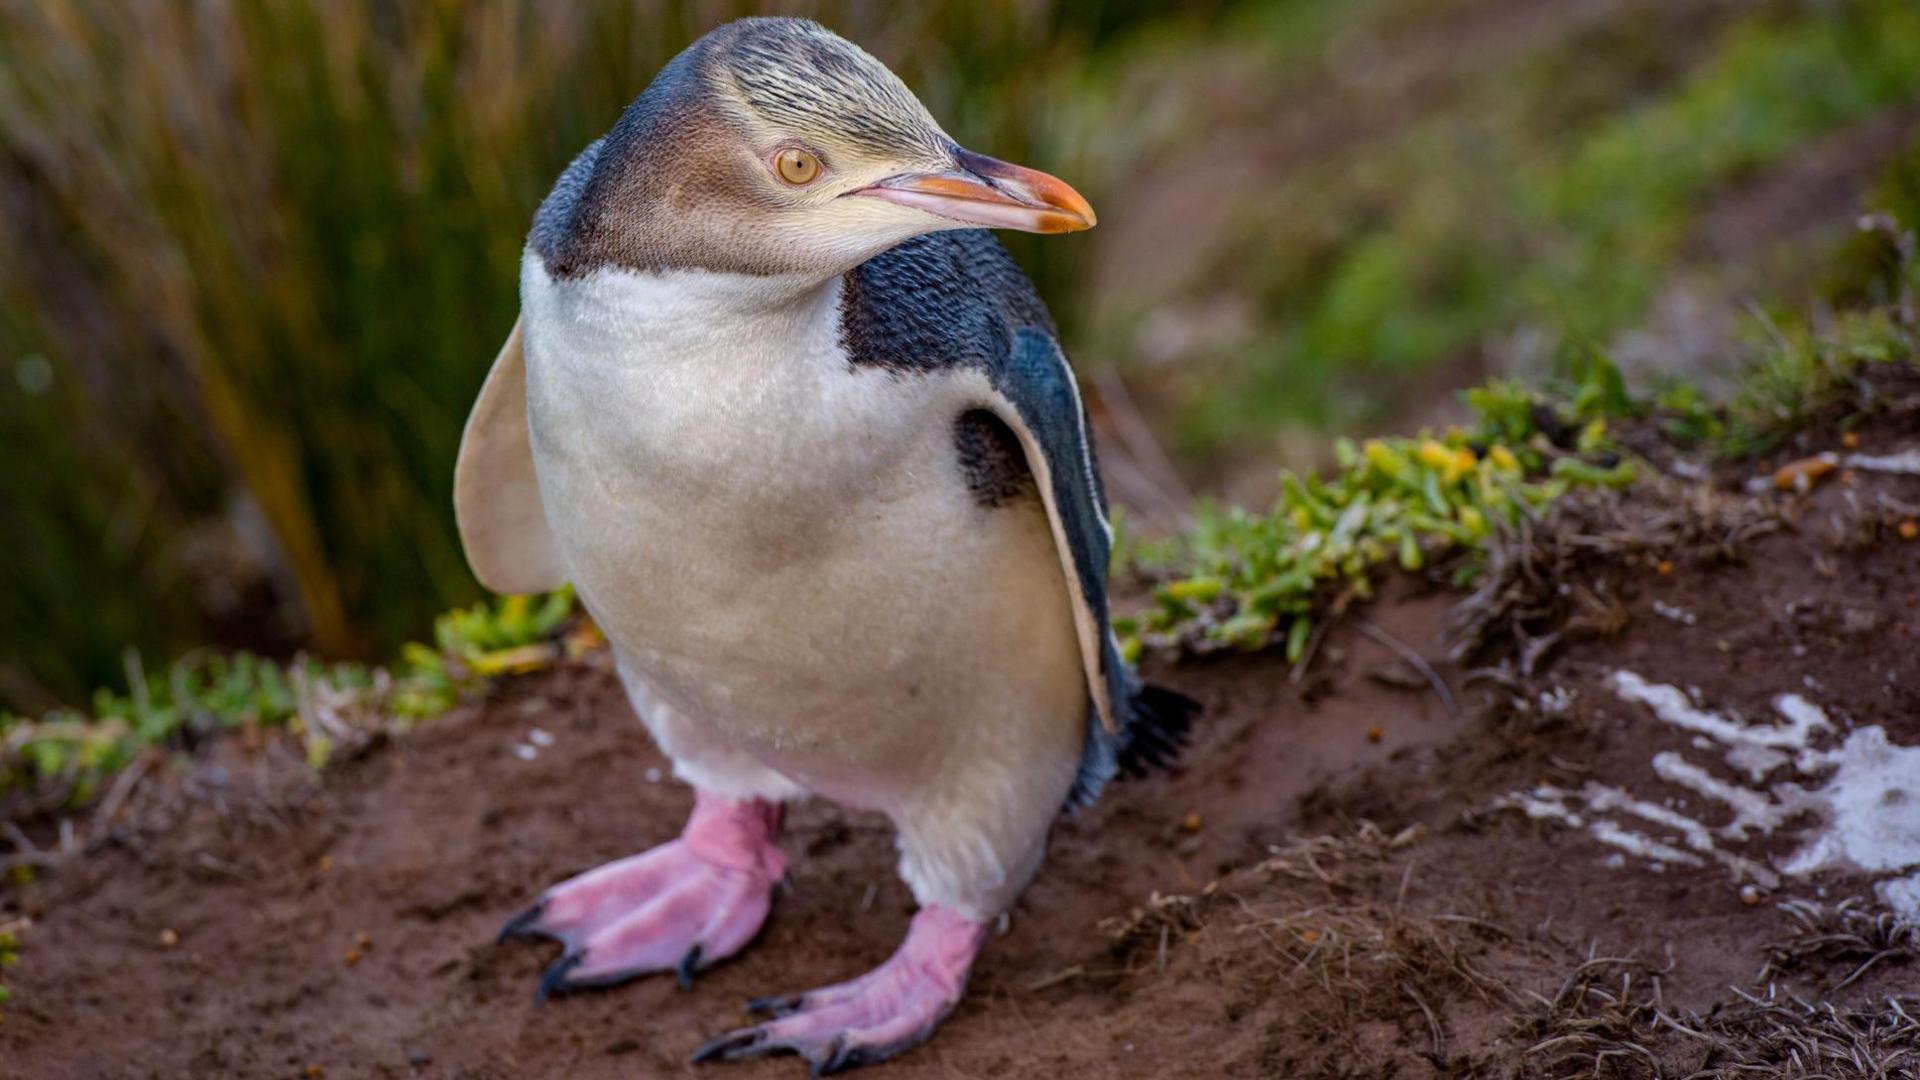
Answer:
[5,375,1920,1078]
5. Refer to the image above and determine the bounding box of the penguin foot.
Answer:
[692,905,988,1075]
[498,792,786,997]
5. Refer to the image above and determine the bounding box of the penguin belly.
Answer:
[519,262,1087,812]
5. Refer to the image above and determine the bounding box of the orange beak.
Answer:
[854,147,1096,234]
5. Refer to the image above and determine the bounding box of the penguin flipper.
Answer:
[454,316,566,595]
[980,327,1124,739]
[982,328,1194,810]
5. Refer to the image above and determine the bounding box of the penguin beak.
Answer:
[855,148,1096,234]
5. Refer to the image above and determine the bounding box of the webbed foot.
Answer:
[499,793,785,996]
[693,905,988,1075]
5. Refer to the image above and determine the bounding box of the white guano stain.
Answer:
[1493,670,1920,905]
[1782,726,1920,875]
[1877,871,1920,919]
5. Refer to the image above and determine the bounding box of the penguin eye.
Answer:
[773,147,822,186]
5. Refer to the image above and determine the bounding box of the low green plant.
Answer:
[1118,361,1635,658]
[1648,379,1725,448]
[1122,210,1919,657]
[0,920,18,1006]
[1721,305,1912,454]
[392,587,581,717]
[1671,214,1916,456]
[0,588,578,807]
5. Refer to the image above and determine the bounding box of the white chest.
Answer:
[521,261,937,515]
[517,257,1015,725]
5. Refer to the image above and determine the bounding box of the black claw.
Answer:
[535,951,586,1002]
[823,1029,942,1075]
[810,1035,850,1078]
[694,1026,932,1074]
[675,944,704,990]
[692,1028,772,1065]
[496,900,548,944]
[745,993,805,1017]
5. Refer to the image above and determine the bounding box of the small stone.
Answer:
[305,1065,324,1078]
[1365,725,1384,744]
[317,855,333,873]
[158,928,179,948]
[1655,559,1674,576]
[1180,812,1202,833]
[344,947,361,967]
[1899,520,1918,542]
[1842,608,1883,635]
[1739,885,1761,906]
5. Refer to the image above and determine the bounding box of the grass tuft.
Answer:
[0,915,21,1009]
[0,588,580,814]
[1762,898,1920,993]
[1515,946,1920,1077]
[1118,360,1636,657]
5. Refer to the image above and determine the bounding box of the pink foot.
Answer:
[498,792,786,998]
[693,905,989,1075]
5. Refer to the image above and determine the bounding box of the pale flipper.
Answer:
[454,317,565,595]
[499,792,786,997]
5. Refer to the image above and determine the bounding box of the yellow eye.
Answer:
[775,147,821,185]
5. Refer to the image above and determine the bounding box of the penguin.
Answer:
[456,17,1195,1074]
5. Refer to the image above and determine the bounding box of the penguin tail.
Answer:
[1064,679,1198,813]
[1116,681,1197,779]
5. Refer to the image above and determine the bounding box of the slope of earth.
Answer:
[4,373,1920,1077]
[0,599,1476,1080]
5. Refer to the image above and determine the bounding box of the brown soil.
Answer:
[5,377,1920,1078]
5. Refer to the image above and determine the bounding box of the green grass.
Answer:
[1722,303,1914,454]
[0,918,17,1006]
[1124,212,1919,654]
[0,587,577,811]
[0,583,573,1015]
[1118,362,1635,657]
[1150,0,1920,450]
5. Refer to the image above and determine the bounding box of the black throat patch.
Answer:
[836,230,1054,375]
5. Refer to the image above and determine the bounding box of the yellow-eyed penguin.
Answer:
[455,17,1195,1074]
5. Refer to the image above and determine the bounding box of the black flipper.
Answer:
[843,231,1201,811]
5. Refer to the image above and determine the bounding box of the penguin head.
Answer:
[540,18,1095,280]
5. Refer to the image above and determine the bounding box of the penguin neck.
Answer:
[620,264,833,314]
[525,252,847,367]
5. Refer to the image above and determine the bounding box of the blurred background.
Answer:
[2,0,1917,713]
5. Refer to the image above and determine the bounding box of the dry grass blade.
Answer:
[1761,898,1920,991]
[1449,476,1783,675]
[1517,940,1920,1079]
